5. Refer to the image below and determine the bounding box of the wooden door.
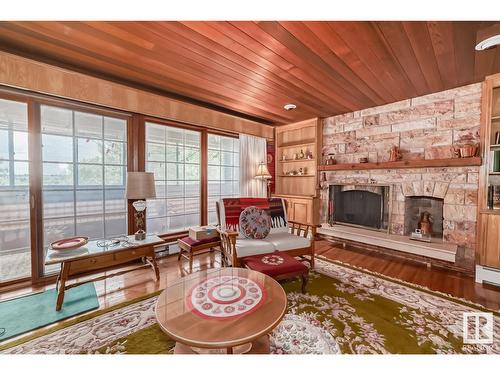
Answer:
[482,214,500,268]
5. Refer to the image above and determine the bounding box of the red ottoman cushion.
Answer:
[179,236,219,247]
[242,251,308,278]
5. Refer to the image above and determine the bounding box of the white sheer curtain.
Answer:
[239,134,267,197]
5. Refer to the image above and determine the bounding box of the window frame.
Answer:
[144,120,203,234]
[0,86,133,288]
[0,86,242,289]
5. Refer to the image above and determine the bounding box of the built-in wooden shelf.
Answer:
[491,115,500,120]
[279,158,315,163]
[489,172,500,175]
[278,139,316,148]
[318,157,482,171]
[490,144,500,149]
[278,174,315,177]
[481,209,500,215]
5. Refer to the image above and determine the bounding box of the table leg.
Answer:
[189,249,193,272]
[55,270,61,292]
[301,273,309,294]
[56,262,70,311]
[150,255,160,281]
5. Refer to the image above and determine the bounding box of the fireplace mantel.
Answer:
[318,157,481,172]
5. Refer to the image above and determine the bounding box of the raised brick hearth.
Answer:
[320,83,482,268]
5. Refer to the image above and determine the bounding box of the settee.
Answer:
[216,197,317,268]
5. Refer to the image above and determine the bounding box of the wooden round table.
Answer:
[155,267,287,354]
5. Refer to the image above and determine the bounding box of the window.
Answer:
[207,134,240,224]
[0,98,31,282]
[41,105,128,272]
[145,122,201,234]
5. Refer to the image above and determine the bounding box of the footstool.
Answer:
[177,236,222,271]
[241,251,309,293]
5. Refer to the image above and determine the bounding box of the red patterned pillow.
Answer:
[239,206,272,239]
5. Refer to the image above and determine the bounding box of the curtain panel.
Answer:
[239,134,267,197]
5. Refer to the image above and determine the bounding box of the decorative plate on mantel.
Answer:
[50,236,89,251]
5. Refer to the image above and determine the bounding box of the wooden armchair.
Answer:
[217,198,319,268]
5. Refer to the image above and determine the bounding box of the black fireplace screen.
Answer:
[329,185,390,230]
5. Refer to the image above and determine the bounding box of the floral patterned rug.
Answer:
[1,257,499,354]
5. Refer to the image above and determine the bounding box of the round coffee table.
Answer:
[155,267,287,354]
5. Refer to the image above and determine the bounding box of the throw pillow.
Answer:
[239,206,272,239]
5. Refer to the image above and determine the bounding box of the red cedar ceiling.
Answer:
[0,21,498,125]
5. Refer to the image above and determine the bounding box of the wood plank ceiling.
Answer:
[0,21,499,125]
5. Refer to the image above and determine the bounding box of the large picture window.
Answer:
[145,122,201,234]
[0,98,31,282]
[40,105,128,271]
[207,134,240,224]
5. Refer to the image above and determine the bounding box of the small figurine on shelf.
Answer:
[306,150,313,159]
[293,153,298,160]
[298,168,304,175]
[389,146,402,162]
[282,154,287,161]
[299,149,305,159]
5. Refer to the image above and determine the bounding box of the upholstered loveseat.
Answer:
[216,197,317,268]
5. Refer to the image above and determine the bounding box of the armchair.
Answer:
[216,198,318,268]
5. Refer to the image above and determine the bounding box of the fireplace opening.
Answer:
[328,184,390,231]
[404,196,444,239]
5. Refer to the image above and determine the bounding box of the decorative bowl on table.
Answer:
[50,236,89,251]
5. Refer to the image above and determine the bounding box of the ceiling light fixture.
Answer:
[283,103,297,111]
[475,34,500,51]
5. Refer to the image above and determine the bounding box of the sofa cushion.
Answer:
[235,238,276,258]
[239,206,272,239]
[242,251,308,278]
[265,232,311,251]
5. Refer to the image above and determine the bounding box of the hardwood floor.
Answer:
[315,239,500,310]
[1,240,499,316]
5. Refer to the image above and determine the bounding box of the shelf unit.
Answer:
[318,157,481,171]
[274,118,321,225]
[279,158,315,163]
[477,73,500,282]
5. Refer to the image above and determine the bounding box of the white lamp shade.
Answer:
[126,172,156,199]
[255,161,272,179]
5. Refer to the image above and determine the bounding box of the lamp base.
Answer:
[135,229,146,241]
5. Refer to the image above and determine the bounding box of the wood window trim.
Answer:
[0,86,244,289]
[0,85,132,121]
[0,87,136,288]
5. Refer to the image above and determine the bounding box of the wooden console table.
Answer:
[45,235,164,311]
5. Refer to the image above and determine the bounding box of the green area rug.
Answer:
[1,258,498,354]
[0,283,99,342]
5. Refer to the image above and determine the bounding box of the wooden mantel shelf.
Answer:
[318,157,482,171]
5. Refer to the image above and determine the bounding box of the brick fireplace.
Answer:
[319,83,482,269]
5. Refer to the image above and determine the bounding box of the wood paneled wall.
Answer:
[0,51,274,140]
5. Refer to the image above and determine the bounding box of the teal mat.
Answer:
[0,283,99,342]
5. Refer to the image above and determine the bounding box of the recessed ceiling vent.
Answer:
[283,103,297,111]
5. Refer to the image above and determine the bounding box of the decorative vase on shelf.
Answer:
[299,149,305,159]
[389,146,402,162]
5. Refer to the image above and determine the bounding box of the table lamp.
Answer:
[126,172,156,240]
[255,161,272,198]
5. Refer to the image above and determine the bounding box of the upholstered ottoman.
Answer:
[241,251,309,293]
[177,236,222,271]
